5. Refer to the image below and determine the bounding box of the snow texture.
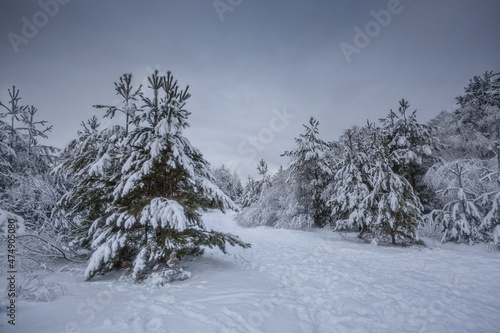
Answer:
[139,198,189,230]
[3,211,500,333]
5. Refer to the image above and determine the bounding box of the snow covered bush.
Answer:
[211,165,244,204]
[425,159,496,206]
[17,273,66,302]
[240,176,263,208]
[424,155,500,245]
[423,71,500,245]
[237,167,291,228]
[425,163,484,244]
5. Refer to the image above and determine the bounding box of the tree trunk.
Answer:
[358,221,367,239]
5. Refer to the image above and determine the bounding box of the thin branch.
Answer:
[17,234,73,261]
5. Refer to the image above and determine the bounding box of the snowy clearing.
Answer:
[2,210,500,333]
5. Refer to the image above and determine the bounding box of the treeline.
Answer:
[0,70,498,288]
[235,71,500,246]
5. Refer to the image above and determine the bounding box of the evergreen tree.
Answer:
[0,86,27,147]
[281,117,335,228]
[326,128,371,237]
[0,87,57,230]
[424,71,500,245]
[231,170,244,202]
[365,133,424,244]
[53,116,125,249]
[431,71,500,161]
[19,106,53,157]
[456,71,500,142]
[330,122,423,244]
[257,158,268,181]
[0,87,73,266]
[240,160,271,209]
[56,71,250,282]
[93,73,142,135]
[379,99,438,210]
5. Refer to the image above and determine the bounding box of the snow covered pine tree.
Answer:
[365,129,424,245]
[379,99,438,210]
[281,117,335,228]
[328,121,423,244]
[56,71,249,283]
[236,164,290,228]
[239,160,270,210]
[326,128,371,237]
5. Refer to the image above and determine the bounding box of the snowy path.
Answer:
[3,210,500,333]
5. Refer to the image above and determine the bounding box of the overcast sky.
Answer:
[1,0,499,179]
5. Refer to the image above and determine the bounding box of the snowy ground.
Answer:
[2,210,500,333]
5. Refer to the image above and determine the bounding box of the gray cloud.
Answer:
[1,0,499,179]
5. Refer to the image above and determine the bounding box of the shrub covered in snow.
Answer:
[17,273,66,302]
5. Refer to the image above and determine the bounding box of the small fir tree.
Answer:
[326,128,371,237]
[93,73,142,135]
[56,71,250,282]
[281,117,335,228]
[379,99,438,211]
[365,134,424,244]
